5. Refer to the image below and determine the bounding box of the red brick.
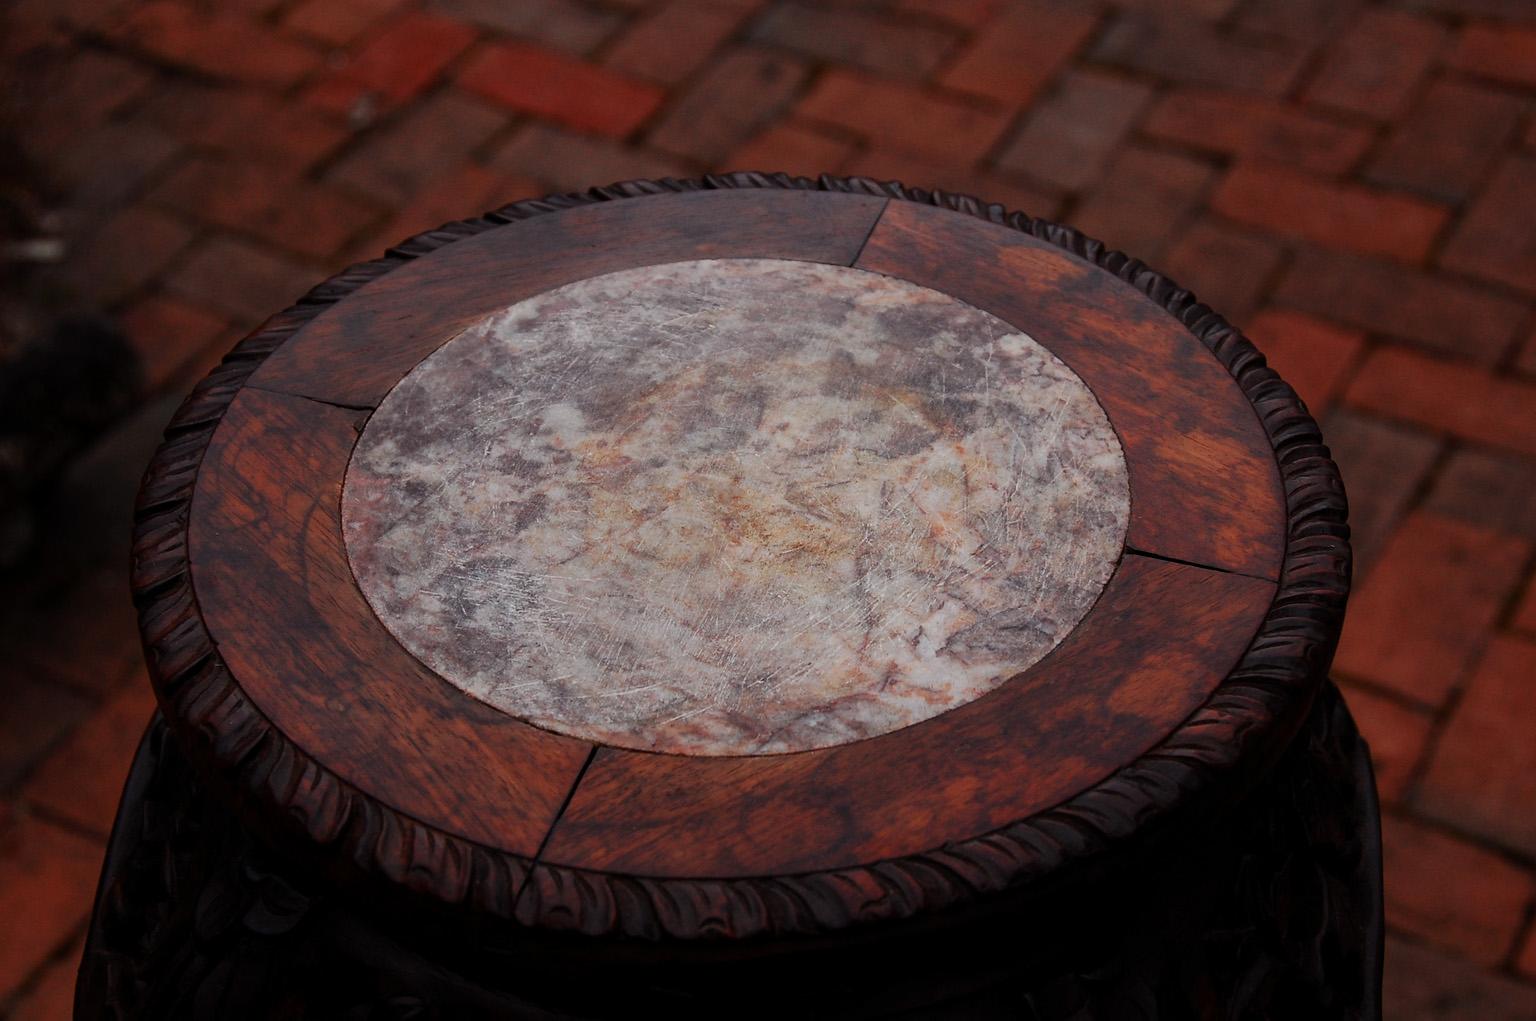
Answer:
[606,0,754,85]
[119,294,231,391]
[939,0,1099,105]
[9,568,143,696]
[459,40,664,138]
[749,2,958,79]
[1345,347,1536,456]
[24,678,157,837]
[327,91,506,203]
[432,0,623,55]
[727,123,857,179]
[281,0,405,47]
[1143,89,1373,175]
[1333,511,1529,705]
[1091,12,1308,96]
[166,236,316,327]
[1304,10,1446,120]
[1425,448,1536,541]
[112,1,323,87]
[59,204,194,307]
[10,49,155,159]
[1366,80,1524,204]
[304,10,477,117]
[797,70,1010,164]
[1448,23,1536,88]
[1235,0,1360,42]
[490,124,689,193]
[649,47,808,163]
[142,84,348,175]
[1067,147,1215,261]
[1381,814,1531,966]
[1321,409,1443,574]
[1211,164,1450,264]
[1160,220,1285,324]
[1246,309,1364,414]
[0,817,102,999]
[895,0,1004,29]
[994,70,1153,192]
[9,936,83,1021]
[152,157,379,259]
[1274,250,1525,365]
[48,119,181,213]
[1516,577,1536,634]
[1441,156,1536,296]
[1418,636,1536,857]
[0,679,89,788]
[1519,325,1536,377]
[839,150,1061,220]
[1521,924,1536,982]
[1338,683,1432,803]
[1385,936,1536,1020]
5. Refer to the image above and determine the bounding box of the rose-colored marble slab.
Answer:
[343,259,1129,756]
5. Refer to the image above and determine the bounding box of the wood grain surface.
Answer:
[857,201,1286,580]
[156,177,1341,938]
[539,555,1275,877]
[248,189,888,408]
[189,386,592,856]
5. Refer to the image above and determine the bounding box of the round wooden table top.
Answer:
[133,174,1348,942]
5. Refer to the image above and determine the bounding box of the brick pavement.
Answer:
[2,0,1535,1016]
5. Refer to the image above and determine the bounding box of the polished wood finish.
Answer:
[541,556,1273,876]
[249,189,888,408]
[857,201,1285,579]
[132,174,1350,949]
[190,386,591,856]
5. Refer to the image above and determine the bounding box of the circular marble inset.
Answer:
[343,259,1130,756]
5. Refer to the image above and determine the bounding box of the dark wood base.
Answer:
[76,682,1382,1020]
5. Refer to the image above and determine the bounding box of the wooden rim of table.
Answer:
[132,174,1349,942]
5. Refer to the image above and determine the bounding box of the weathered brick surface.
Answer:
[1321,409,1443,575]
[648,47,808,163]
[1417,636,1536,857]
[1211,164,1450,264]
[304,10,478,115]
[1381,813,1533,966]
[1245,309,1364,414]
[23,678,157,837]
[111,1,323,86]
[1068,146,1214,260]
[459,40,663,137]
[0,817,102,1000]
[939,0,1099,106]
[1339,683,1432,803]
[1334,512,1528,705]
[1366,80,1524,204]
[1303,9,1446,119]
[995,69,1152,192]
[7,0,1536,1008]
[1143,89,1372,174]
[798,69,1010,163]
[1440,155,1536,296]
[606,1,754,85]
[1345,347,1536,456]
[1448,23,1536,88]
[748,3,957,79]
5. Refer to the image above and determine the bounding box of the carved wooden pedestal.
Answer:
[80,175,1379,1019]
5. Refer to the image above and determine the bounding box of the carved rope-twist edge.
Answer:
[130,172,1350,943]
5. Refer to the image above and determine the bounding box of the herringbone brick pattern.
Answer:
[3,0,1535,1016]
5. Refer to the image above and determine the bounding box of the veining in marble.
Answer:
[343,259,1130,756]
